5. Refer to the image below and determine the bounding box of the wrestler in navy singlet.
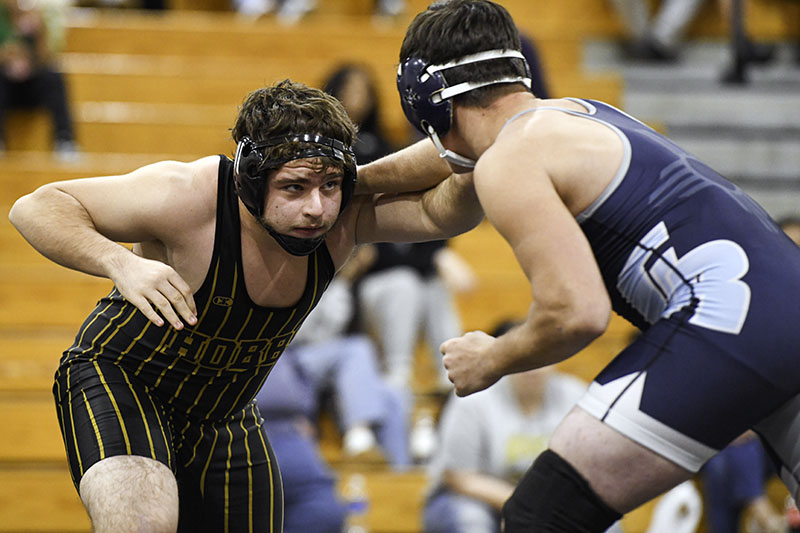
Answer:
[53,156,335,532]
[510,99,800,487]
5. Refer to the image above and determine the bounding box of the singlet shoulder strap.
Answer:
[499,98,597,135]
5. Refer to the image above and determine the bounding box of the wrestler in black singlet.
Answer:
[54,156,335,532]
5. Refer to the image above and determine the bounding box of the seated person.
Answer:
[701,431,785,532]
[255,353,348,533]
[0,0,79,158]
[422,321,589,533]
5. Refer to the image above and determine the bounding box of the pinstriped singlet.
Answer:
[57,155,336,422]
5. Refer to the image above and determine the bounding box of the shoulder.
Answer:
[141,156,221,230]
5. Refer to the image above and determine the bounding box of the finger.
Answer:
[167,273,198,322]
[128,295,165,327]
[161,279,197,326]
[147,291,184,330]
[439,339,453,354]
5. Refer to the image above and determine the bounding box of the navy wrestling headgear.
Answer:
[397,49,531,169]
[233,133,357,256]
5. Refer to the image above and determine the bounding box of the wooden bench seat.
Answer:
[0,464,90,532]
[0,459,427,533]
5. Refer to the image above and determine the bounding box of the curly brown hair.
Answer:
[231,79,357,171]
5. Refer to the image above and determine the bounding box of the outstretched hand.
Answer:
[440,330,501,397]
[110,254,197,329]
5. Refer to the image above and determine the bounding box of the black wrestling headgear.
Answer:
[233,133,357,256]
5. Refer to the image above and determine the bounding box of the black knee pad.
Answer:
[502,449,621,532]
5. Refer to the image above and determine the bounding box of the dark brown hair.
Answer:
[231,79,357,170]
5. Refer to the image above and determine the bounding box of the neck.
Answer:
[453,91,539,160]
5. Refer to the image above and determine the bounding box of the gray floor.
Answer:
[583,39,800,219]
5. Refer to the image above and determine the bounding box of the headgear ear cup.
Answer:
[234,137,263,179]
[233,136,268,218]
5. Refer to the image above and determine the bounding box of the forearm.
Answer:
[443,470,515,511]
[418,171,484,238]
[356,138,451,194]
[9,185,136,280]
[490,299,608,377]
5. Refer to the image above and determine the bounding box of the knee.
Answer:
[502,450,621,533]
[80,455,179,533]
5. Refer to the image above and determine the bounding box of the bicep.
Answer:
[54,160,205,243]
[351,191,436,245]
[477,166,604,304]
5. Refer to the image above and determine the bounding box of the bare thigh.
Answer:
[79,455,179,533]
[549,407,693,513]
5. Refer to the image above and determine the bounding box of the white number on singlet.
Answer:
[620,222,751,334]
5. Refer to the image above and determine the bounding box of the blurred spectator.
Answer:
[701,432,785,532]
[518,31,550,99]
[322,62,394,165]
[610,0,705,61]
[255,354,348,533]
[0,0,79,159]
[719,0,776,83]
[275,246,410,468]
[357,241,476,394]
[253,248,412,530]
[231,0,405,24]
[421,319,589,532]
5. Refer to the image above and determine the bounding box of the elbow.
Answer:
[8,193,33,232]
[566,295,611,344]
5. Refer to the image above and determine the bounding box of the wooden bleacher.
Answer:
[2,0,795,530]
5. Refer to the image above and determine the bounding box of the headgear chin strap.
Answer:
[233,133,357,256]
[260,221,326,257]
[397,49,532,169]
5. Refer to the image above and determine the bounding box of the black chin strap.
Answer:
[258,219,326,256]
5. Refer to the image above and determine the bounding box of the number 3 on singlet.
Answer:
[620,221,751,334]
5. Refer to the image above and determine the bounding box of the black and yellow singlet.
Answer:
[53,155,335,532]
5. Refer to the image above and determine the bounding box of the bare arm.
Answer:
[8,158,217,328]
[441,143,610,396]
[443,470,515,511]
[352,170,484,245]
[355,138,453,194]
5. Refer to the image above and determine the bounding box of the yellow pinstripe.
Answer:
[81,389,104,460]
[114,319,152,365]
[234,308,255,340]
[240,410,255,533]
[142,391,172,470]
[204,372,234,415]
[83,303,133,361]
[169,259,222,404]
[183,422,204,468]
[184,370,222,419]
[73,298,118,353]
[92,360,131,454]
[133,325,177,377]
[153,350,183,389]
[53,378,76,484]
[200,425,220,498]
[66,366,84,475]
[224,422,235,533]
[212,266,237,338]
[195,259,222,326]
[252,406,277,532]
[120,368,157,461]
